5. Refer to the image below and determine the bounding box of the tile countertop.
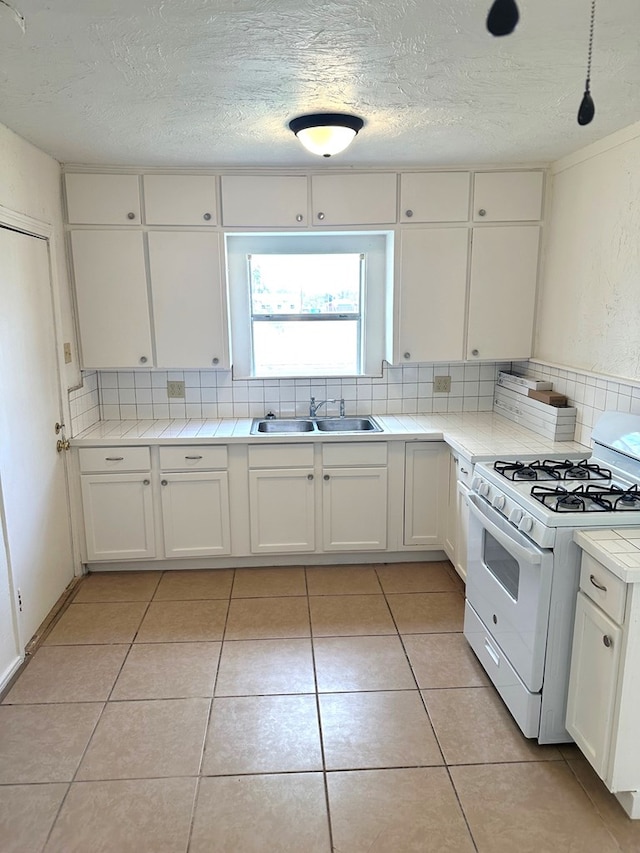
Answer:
[71,412,590,464]
[574,529,640,584]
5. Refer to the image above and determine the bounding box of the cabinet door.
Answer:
[454,481,470,582]
[65,174,141,225]
[71,230,153,369]
[221,175,308,226]
[397,228,468,363]
[322,467,388,551]
[566,591,621,778]
[466,225,540,361]
[160,472,230,557]
[400,172,470,223]
[81,474,155,561]
[148,231,229,369]
[473,171,544,222]
[249,469,315,553]
[404,443,444,547]
[444,453,457,562]
[143,175,217,225]
[311,174,397,225]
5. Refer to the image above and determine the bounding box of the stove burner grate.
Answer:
[494,459,612,482]
[531,483,640,513]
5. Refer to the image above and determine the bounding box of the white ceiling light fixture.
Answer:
[288,113,364,158]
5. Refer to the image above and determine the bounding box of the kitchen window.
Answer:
[226,232,391,378]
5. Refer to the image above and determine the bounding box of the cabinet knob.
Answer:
[307,474,314,481]
[127,212,136,220]
[589,573,608,592]
[203,212,212,221]
[471,349,479,357]
[478,208,486,217]
[143,479,150,486]
[161,479,168,486]
[317,212,325,221]
[492,614,498,625]
[296,214,303,222]
[323,474,330,481]
[212,357,219,365]
[603,634,613,648]
[405,209,413,218]
[404,352,411,360]
[139,356,148,364]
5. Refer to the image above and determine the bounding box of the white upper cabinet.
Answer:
[310,173,397,225]
[473,171,544,222]
[65,174,141,225]
[148,231,229,369]
[71,230,153,369]
[396,228,469,363]
[221,175,308,227]
[399,172,470,223]
[143,174,217,225]
[466,225,540,361]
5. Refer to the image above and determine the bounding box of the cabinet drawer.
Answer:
[454,453,474,487]
[159,445,227,470]
[580,553,627,624]
[322,442,387,467]
[248,444,314,468]
[78,447,150,473]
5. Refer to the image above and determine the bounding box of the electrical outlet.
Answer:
[434,375,451,393]
[167,380,185,399]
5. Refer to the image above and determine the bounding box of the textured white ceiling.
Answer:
[0,0,638,167]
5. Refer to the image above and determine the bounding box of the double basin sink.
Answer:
[250,416,382,435]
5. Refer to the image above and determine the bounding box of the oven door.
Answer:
[464,492,554,693]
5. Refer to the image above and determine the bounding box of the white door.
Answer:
[322,467,388,551]
[160,472,231,558]
[249,469,316,553]
[0,227,74,651]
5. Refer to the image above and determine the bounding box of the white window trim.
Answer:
[226,231,392,379]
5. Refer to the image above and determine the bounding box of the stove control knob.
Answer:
[471,476,482,491]
[518,515,534,533]
[509,508,524,525]
[492,494,506,511]
[478,482,491,498]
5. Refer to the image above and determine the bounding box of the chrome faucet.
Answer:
[309,397,346,418]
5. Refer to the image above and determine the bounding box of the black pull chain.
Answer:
[578,0,596,125]
[487,0,519,37]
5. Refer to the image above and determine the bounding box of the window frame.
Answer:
[226,231,392,379]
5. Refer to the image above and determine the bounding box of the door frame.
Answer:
[0,201,81,657]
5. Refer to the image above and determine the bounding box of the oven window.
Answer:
[483,531,520,601]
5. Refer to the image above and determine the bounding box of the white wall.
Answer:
[0,121,78,389]
[535,121,640,382]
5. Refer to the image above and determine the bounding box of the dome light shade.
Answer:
[289,113,364,157]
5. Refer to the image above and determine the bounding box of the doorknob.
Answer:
[56,438,70,453]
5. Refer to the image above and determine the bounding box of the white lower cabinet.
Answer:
[160,472,231,558]
[81,474,156,561]
[403,442,447,547]
[443,450,473,580]
[566,549,640,817]
[248,445,316,554]
[249,469,316,553]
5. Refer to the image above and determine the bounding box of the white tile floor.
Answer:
[1,562,638,852]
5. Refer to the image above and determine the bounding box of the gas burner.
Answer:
[531,483,640,513]
[494,459,612,482]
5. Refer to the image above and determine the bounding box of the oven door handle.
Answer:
[467,492,543,566]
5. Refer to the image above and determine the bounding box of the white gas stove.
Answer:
[464,412,640,744]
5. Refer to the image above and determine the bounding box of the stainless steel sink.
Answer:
[250,416,382,434]
[315,417,381,432]
[251,419,315,434]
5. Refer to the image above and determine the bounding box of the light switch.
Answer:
[63,342,72,364]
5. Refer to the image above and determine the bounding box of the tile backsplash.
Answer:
[511,360,640,446]
[69,359,640,444]
[89,361,509,426]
